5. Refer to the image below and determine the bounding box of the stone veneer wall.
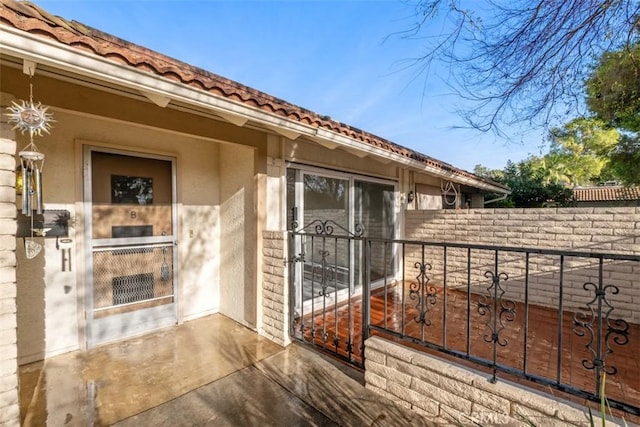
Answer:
[403,208,640,324]
[261,231,289,346]
[365,336,625,426]
[0,133,18,425]
[405,208,639,254]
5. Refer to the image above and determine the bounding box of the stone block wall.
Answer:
[405,208,639,253]
[261,230,289,346]
[0,132,18,426]
[403,208,640,324]
[365,336,625,426]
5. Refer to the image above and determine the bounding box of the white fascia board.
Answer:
[314,128,508,194]
[0,26,314,136]
[1,26,507,194]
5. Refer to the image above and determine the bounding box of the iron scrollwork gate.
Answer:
[288,219,369,367]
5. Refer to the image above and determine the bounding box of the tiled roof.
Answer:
[573,186,640,202]
[0,0,508,191]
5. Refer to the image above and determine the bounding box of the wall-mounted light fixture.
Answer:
[15,165,23,196]
[407,190,415,203]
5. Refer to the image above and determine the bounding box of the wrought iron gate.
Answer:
[288,219,369,368]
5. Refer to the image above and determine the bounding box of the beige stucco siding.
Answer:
[3,63,267,360]
[285,138,399,180]
[219,143,257,328]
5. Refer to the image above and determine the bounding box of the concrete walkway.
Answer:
[19,314,438,426]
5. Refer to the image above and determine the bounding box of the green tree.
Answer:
[472,164,503,182]
[478,159,575,208]
[503,159,575,208]
[609,135,640,184]
[585,43,640,184]
[544,117,619,186]
[586,44,640,132]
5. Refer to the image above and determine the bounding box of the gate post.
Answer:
[361,237,370,361]
[260,230,291,346]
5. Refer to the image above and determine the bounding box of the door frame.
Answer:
[82,145,178,347]
[287,164,399,310]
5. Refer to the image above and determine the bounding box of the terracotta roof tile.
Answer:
[573,186,640,202]
[0,0,508,191]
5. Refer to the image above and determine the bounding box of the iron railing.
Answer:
[287,225,639,415]
[366,238,639,416]
[288,220,368,368]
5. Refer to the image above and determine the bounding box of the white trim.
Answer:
[1,25,507,194]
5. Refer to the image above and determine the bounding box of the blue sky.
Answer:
[33,0,544,172]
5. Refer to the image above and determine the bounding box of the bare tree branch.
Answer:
[399,0,640,136]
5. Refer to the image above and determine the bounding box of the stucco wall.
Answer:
[178,140,221,322]
[219,143,256,328]
[12,107,226,360]
[365,336,625,426]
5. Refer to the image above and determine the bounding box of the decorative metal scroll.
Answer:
[291,219,365,238]
[409,261,437,325]
[572,282,629,378]
[290,219,364,351]
[478,271,516,348]
[313,249,335,298]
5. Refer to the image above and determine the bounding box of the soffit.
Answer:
[0,0,509,193]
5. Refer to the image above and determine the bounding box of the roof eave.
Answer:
[1,25,508,194]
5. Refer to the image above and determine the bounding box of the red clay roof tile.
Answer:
[573,186,640,202]
[0,0,508,191]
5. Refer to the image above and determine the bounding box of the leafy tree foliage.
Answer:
[586,43,640,132]
[544,117,619,185]
[474,160,575,208]
[585,43,640,184]
[608,134,640,184]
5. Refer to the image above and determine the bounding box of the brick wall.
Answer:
[261,231,289,346]
[365,336,625,426]
[405,208,639,253]
[0,130,18,425]
[404,208,640,324]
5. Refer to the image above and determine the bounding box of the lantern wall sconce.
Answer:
[407,190,415,203]
[15,165,23,196]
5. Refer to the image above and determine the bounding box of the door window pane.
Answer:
[91,152,173,239]
[355,181,395,282]
[303,174,351,295]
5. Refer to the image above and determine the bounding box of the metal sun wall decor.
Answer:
[5,71,54,259]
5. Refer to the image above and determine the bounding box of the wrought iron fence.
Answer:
[287,223,639,415]
[366,238,639,416]
[288,219,368,368]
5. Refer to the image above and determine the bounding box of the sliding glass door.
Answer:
[288,166,396,308]
[354,180,396,282]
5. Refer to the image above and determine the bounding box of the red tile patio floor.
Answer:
[293,283,640,422]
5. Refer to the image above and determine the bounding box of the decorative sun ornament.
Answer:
[6,99,54,137]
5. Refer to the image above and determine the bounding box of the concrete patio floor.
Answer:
[18,314,438,426]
